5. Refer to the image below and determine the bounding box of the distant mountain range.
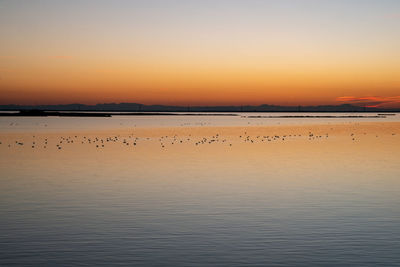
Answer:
[0,103,399,112]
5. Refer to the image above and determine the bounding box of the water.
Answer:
[1,114,400,266]
[1,112,399,132]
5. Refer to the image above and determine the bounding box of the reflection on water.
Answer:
[0,112,399,133]
[0,118,400,266]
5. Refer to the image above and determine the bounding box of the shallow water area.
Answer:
[1,116,400,266]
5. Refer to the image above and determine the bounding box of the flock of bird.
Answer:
[0,130,397,151]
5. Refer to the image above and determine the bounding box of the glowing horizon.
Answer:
[1,0,399,107]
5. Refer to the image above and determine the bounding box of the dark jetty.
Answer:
[247,115,386,119]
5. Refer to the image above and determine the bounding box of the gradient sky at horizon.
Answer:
[0,0,399,107]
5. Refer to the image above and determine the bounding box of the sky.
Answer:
[0,0,399,107]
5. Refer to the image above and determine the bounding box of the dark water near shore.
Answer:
[1,116,400,266]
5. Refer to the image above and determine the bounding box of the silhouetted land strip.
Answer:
[0,110,238,117]
[0,110,393,118]
[247,115,386,118]
[0,110,112,117]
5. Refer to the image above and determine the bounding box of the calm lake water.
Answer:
[1,114,400,266]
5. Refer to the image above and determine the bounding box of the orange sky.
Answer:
[1,1,399,107]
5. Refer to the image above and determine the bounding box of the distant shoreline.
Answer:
[0,110,238,117]
[0,110,396,118]
[1,103,399,113]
